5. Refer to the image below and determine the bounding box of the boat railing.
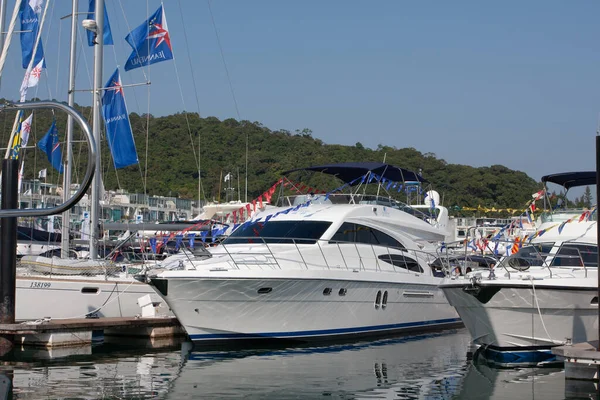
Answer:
[278,194,438,224]
[497,247,597,279]
[215,237,440,275]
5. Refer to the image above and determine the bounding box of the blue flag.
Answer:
[101,68,138,169]
[149,237,157,254]
[86,0,114,46]
[124,5,173,71]
[188,233,196,249]
[175,234,183,251]
[37,120,63,173]
[20,0,45,69]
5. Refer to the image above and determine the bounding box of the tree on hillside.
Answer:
[583,186,593,208]
[0,98,542,216]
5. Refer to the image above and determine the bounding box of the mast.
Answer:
[89,0,104,260]
[61,0,78,258]
[0,0,7,90]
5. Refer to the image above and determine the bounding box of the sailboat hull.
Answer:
[16,276,168,320]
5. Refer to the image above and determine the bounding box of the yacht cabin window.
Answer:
[224,221,332,245]
[551,244,598,268]
[329,222,405,249]
[511,243,555,267]
[378,254,424,273]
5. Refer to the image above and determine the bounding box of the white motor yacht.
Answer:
[149,162,461,345]
[440,171,598,366]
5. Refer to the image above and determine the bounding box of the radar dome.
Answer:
[424,190,440,207]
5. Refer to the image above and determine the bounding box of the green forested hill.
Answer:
[0,99,540,215]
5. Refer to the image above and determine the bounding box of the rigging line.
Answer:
[170,57,199,170]
[104,0,147,198]
[54,13,62,99]
[106,6,132,194]
[177,0,205,202]
[107,0,145,131]
[115,0,149,83]
[71,25,96,185]
[143,0,150,197]
[206,0,240,120]
[0,0,22,80]
[206,0,247,202]
[39,0,56,101]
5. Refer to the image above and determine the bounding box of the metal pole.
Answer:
[596,135,600,350]
[90,0,104,260]
[61,0,78,259]
[0,159,19,354]
[0,0,8,91]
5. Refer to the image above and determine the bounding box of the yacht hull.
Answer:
[151,271,461,344]
[441,279,598,365]
[16,276,167,320]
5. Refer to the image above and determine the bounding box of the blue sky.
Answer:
[4,1,600,183]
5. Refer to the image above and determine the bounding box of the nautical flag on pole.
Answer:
[20,58,44,102]
[101,68,139,169]
[86,0,114,46]
[124,5,173,71]
[10,112,33,159]
[149,237,157,254]
[37,120,64,173]
[20,0,45,69]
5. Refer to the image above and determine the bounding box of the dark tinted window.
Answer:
[224,221,332,244]
[513,243,555,266]
[330,222,405,249]
[551,244,598,267]
[378,254,424,273]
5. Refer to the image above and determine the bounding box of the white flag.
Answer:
[18,161,24,194]
[20,58,44,102]
[38,168,47,178]
[19,113,33,147]
[224,173,231,182]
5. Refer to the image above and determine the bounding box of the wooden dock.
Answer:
[552,341,600,398]
[0,316,186,348]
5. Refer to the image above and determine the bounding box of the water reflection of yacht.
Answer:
[455,360,565,400]
[5,340,186,399]
[165,329,472,399]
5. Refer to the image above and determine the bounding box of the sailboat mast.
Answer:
[61,0,78,259]
[89,0,104,260]
[0,0,8,90]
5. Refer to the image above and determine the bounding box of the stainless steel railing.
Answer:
[0,101,96,218]
[208,237,440,275]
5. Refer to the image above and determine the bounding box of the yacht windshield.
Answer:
[224,221,332,245]
[506,243,555,267]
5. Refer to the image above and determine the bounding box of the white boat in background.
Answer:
[150,162,461,345]
[440,171,598,366]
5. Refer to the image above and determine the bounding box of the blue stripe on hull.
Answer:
[189,318,462,341]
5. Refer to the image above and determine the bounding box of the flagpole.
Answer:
[61,0,78,259]
[89,0,104,260]
[5,0,48,160]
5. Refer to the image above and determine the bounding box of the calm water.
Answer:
[0,328,593,399]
